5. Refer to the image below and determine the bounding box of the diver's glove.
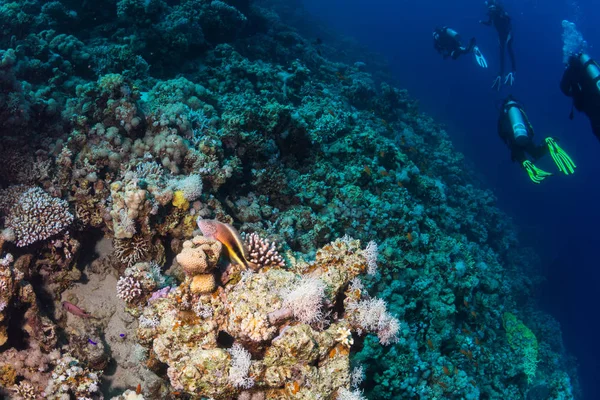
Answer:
[545,137,576,175]
[522,160,553,184]
[473,46,488,68]
[504,72,515,86]
[492,75,502,91]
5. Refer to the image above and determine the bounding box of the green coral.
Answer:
[503,312,539,383]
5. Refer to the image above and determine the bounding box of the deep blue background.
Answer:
[301,0,599,398]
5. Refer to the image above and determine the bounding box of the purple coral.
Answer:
[148,286,171,303]
[5,187,73,247]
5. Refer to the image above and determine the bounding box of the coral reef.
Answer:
[0,0,579,399]
[136,235,398,399]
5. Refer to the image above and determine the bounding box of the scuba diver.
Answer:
[560,52,600,142]
[498,96,576,184]
[480,0,516,90]
[433,27,488,68]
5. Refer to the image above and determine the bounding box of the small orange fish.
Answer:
[460,349,473,360]
[136,383,142,395]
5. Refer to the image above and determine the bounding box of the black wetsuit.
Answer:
[498,101,547,164]
[433,27,476,60]
[482,5,516,77]
[560,55,600,141]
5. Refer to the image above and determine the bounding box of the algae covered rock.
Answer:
[136,235,399,398]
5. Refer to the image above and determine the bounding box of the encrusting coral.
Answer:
[135,233,399,399]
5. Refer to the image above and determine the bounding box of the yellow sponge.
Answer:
[190,273,216,294]
[172,190,189,210]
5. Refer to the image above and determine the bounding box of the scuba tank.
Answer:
[506,100,529,146]
[446,28,459,40]
[579,53,600,91]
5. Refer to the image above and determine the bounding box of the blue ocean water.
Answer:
[301,0,600,398]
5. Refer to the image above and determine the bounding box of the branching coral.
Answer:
[12,381,37,400]
[116,262,161,306]
[244,232,285,268]
[4,187,73,247]
[117,276,143,304]
[113,235,152,267]
[43,355,101,399]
